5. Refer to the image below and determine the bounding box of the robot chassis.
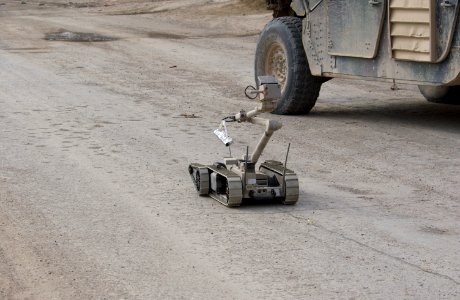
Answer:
[188,76,299,207]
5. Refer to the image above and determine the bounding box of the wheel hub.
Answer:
[265,42,287,90]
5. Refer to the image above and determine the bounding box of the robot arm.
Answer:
[249,117,282,164]
[214,76,283,163]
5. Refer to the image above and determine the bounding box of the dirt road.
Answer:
[1,1,459,299]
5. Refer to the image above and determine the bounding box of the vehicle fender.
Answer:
[291,0,306,16]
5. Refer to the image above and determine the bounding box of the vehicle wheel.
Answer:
[255,16,323,115]
[194,169,209,196]
[195,172,201,191]
[418,85,460,104]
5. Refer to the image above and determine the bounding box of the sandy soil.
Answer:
[1,0,460,299]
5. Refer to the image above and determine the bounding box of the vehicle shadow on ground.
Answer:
[310,99,460,133]
[237,191,326,211]
[241,198,285,207]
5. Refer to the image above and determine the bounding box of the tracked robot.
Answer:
[188,76,299,207]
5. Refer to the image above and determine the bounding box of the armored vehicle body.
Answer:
[257,0,460,114]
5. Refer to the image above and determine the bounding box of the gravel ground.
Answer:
[1,1,459,299]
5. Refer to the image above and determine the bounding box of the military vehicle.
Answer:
[188,76,299,207]
[256,0,460,114]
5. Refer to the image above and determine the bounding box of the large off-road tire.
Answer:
[255,17,323,115]
[418,85,460,104]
